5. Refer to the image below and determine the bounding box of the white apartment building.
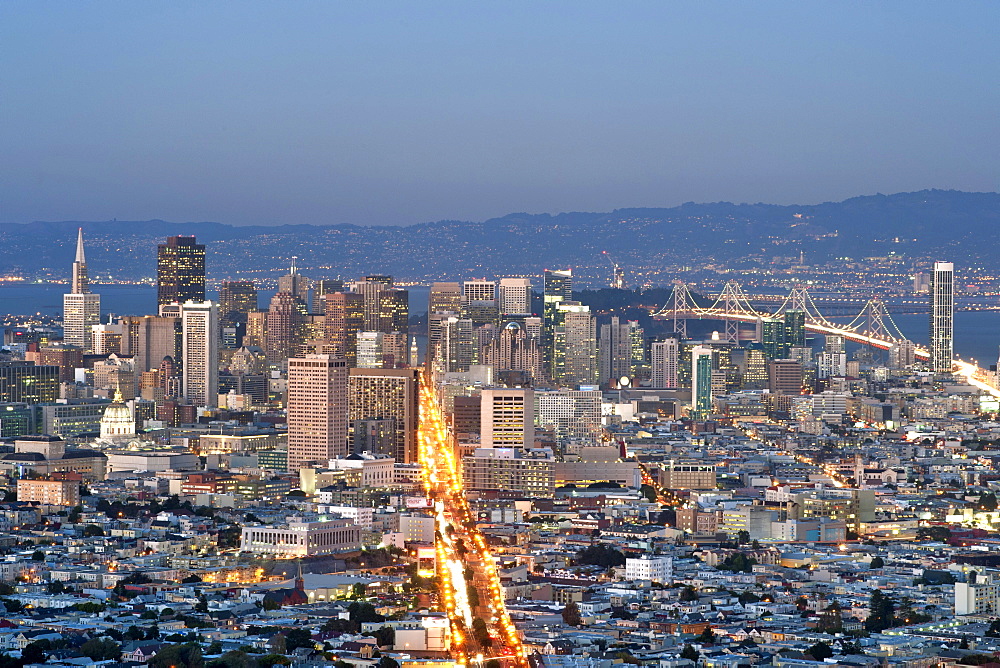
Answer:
[624,555,673,582]
[956,568,1000,616]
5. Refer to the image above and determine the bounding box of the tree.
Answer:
[680,645,699,662]
[284,628,313,652]
[718,553,757,573]
[0,598,23,613]
[149,643,204,668]
[978,492,998,511]
[471,617,492,649]
[562,601,582,626]
[639,484,658,503]
[369,627,394,648]
[182,575,202,584]
[869,556,885,569]
[31,550,44,562]
[125,626,145,641]
[81,638,121,661]
[807,642,834,661]
[916,526,952,542]
[254,655,290,668]
[348,601,385,624]
[696,627,715,644]
[738,591,761,604]
[575,544,626,568]
[46,581,65,594]
[679,586,698,602]
[351,583,367,599]
[196,594,209,613]
[83,524,105,537]
[376,658,400,668]
[865,590,896,632]
[736,530,750,545]
[74,601,106,613]
[22,640,52,664]
[261,598,280,611]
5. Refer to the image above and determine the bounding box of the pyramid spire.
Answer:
[71,228,89,294]
[75,227,86,263]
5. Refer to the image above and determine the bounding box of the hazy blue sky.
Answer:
[3,2,998,226]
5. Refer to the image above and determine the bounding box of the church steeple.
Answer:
[72,227,89,294]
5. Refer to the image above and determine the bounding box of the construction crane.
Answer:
[602,251,626,289]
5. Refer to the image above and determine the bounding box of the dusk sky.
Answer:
[3,2,998,227]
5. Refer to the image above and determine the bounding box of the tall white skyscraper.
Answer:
[498,277,532,316]
[930,261,954,374]
[181,301,219,407]
[63,228,101,352]
[287,354,348,472]
[651,338,680,388]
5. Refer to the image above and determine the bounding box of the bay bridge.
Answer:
[651,281,1000,398]
[652,281,928,357]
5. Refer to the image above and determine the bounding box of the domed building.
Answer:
[100,387,135,441]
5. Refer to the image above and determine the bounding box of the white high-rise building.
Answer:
[498,277,532,316]
[63,228,101,352]
[651,338,680,388]
[287,354,348,472]
[481,388,534,448]
[180,301,219,407]
[930,261,954,374]
[534,389,602,446]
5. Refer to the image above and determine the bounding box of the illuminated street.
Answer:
[417,371,529,668]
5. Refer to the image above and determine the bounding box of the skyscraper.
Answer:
[157,236,206,306]
[598,316,632,385]
[480,388,534,448]
[265,292,307,363]
[379,288,409,333]
[462,280,499,327]
[219,280,258,328]
[312,279,344,315]
[555,302,597,387]
[651,337,680,389]
[347,368,419,463]
[691,345,714,419]
[498,278,532,316]
[543,269,573,371]
[277,257,310,300]
[180,301,219,407]
[351,275,393,331]
[930,261,954,374]
[287,354,348,471]
[324,292,365,366]
[62,228,101,352]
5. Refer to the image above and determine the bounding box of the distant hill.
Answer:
[1,189,997,284]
